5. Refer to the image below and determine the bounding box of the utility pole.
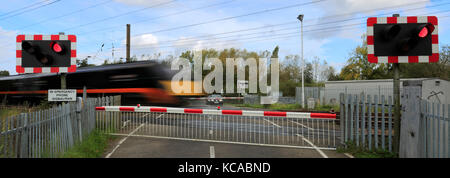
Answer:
[392,14,401,154]
[126,24,130,63]
[59,32,66,89]
[112,42,115,61]
[298,14,305,108]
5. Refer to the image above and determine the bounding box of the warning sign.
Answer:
[48,89,76,101]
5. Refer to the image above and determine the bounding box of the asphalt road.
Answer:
[104,136,348,158]
[102,100,346,158]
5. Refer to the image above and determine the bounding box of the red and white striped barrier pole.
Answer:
[95,106,336,119]
[186,97,244,100]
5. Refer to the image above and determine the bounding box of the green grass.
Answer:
[337,141,397,158]
[61,130,116,158]
[233,103,301,110]
[0,108,22,118]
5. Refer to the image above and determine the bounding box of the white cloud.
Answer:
[0,27,18,75]
[321,0,430,17]
[172,35,241,51]
[304,38,331,61]
[307,0,431,40]
[125,33,159,47]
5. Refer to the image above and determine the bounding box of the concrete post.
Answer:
[399,80,423,158]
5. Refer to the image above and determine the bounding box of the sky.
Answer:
[0,0,449,75]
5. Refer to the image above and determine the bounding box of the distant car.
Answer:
[206,94,223,105]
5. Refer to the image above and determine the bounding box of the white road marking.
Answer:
[121,113,153,128]
[107,113,165,158]
[122,120,131,128]
[290,120,314,130]
[296,134,328,158]
[156,114,164,119]
[106,123,145,158]
[107,133,337,150]
[210,146,215,158]
[263,118,281,128]
[344,153,354,158]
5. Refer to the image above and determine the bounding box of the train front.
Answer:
[156,65,205,106]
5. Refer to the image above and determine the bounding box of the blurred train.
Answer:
[0,61,204,106]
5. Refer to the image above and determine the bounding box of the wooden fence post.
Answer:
[399,80,423,158]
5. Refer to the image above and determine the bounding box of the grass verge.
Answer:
[0,108,22,118]
[61,130,116,158]
[337,141,397,158]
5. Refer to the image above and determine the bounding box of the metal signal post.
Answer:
[392,14,401,154]
[59,32,67,89]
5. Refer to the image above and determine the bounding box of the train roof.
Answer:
[0,60,164,81]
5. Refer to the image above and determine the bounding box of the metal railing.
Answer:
[0,96,120,158]
[340,92,450,158]
[95,106,338,150]
[421,100,449,158]
[339,93,395,151]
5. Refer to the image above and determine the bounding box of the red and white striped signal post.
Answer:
[367,15,439,154]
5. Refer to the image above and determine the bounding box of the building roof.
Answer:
[325,78,448,84]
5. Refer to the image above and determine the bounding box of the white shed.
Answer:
[323,78,450,105]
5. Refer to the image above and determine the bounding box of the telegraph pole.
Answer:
[298,14,305,108]
[392,14,401,154]
[126,24,130,63]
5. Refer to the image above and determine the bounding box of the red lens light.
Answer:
[53,43,62,53]
[418,27,428,38]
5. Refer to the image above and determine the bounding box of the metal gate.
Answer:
[95,106,338,150]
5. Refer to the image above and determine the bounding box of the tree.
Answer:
[76,58,96,68]
[399,45,450,80]
[0,70,9,76]
[322,65,341,81]
[271,46,279,58]
[339,34,391,80]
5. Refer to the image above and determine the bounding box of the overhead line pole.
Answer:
[126,24,130,63]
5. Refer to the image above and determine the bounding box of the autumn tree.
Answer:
[339,35,391,80]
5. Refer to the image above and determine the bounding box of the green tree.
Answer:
[0,70,9,76]
[76,58,96,68]
[339,34,391,80]
[271,46,279,58]
[399,45,450,80]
